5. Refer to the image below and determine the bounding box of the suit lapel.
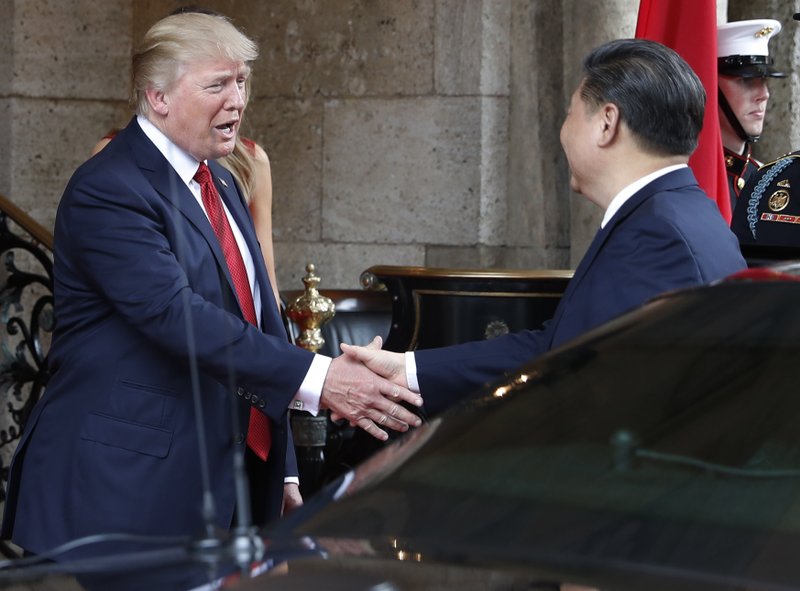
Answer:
[208,160,279,328]
[208,161,283,333]
[547,168,697,341]
[119,120,271,325]
[122,119,227,261]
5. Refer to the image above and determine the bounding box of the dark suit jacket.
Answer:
[416,168,747,415]
[1,119,314,562]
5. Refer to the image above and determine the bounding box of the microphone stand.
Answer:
[182,285,265,581]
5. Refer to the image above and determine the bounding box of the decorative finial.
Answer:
[286,263,336,352]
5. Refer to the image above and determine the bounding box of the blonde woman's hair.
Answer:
[130,12,258,116]
[221,139,257,203]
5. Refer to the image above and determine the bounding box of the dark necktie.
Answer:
[194,162,271,461]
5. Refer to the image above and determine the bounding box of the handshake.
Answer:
[318,336,419,441]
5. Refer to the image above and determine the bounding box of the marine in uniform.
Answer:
[717,19,785,211]
[732,14,800,255]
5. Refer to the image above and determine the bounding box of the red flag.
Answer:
[636,0,731,222]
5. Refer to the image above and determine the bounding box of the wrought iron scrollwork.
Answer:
[0,206,54,502]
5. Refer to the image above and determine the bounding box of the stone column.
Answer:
[506,0,570,270]
[419,0,514,270]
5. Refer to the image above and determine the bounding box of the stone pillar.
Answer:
[405,0,513,271]
[506,0,569,270]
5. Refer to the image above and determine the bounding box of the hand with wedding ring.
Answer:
[319,337,423,440]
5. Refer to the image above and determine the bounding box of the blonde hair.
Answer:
[130,12,258,116]
[221,139,257,202]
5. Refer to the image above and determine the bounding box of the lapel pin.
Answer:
[219,178,228,188]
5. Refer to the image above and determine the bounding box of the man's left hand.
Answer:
[282,483,303,515]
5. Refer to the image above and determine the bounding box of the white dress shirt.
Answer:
[137,116,329,417]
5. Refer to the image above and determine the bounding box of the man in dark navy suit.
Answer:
[342,39,746,416]
[0,11,421,590]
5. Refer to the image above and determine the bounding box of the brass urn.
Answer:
[285,263,336,353]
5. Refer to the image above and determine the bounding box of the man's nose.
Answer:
[227,84,246,109]
[757,79,770,101]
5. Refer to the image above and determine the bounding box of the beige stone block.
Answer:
[478,97,509,246]
[13,0,131,99]
[0,101,10,196]
[140,0,436,98]
[322,97,486,245]
[133,0,186,40]
[436,0,511,96]
[257,0,435,97]
[508,0,570,256]
[275,241,424,290]
[0,2,11,96]
[7,98,131,231]
[243,98,324,242]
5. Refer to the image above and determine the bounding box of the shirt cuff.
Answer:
[284,476,300,485]
[289,354,331,415]
[405,351,420,393]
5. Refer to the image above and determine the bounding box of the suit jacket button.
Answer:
[250,395,259,405]
[258,400,265,408]
[237,387,245,397]
[234,433,245,444]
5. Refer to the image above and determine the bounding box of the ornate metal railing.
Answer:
[0,194,54,503]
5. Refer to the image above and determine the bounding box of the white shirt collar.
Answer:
[601,164,688,228]
[136,115,202,186]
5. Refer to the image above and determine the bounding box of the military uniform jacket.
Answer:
[732,151,800,248]
[725,144,761,212]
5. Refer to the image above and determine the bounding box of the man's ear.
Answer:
[146,87,169,116]
[597,103,620,147]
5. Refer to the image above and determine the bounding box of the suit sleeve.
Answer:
[57,167,314,422]
[414,206,712,417]
[415,322,553,416]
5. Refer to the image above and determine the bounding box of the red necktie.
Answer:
[194,162,271,461]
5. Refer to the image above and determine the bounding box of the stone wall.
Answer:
[1,0,780,290]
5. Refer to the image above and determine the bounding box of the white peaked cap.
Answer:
[718,19,781,58]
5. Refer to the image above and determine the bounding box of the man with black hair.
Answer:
[342,39,747,416]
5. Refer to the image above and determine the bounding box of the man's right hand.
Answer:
[340,337,408,389]
[319,341,422,441]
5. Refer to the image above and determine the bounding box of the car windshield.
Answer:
[289,280,800,588]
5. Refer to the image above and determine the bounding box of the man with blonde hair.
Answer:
[1,11,421,589]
